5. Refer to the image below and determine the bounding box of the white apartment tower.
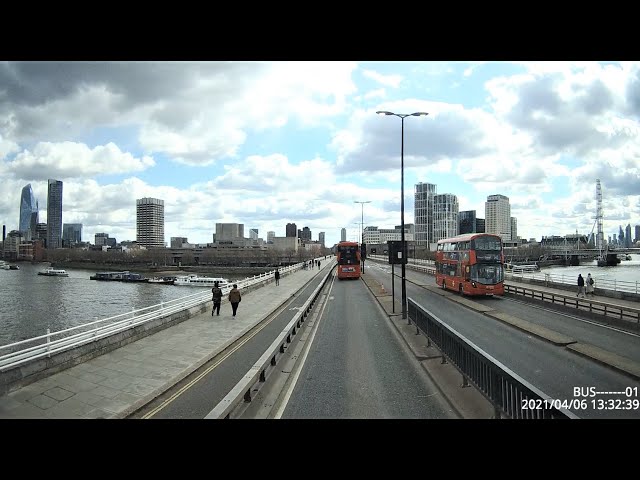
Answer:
[340,228,346,242]
[136,197,165,248]
[415,182,437,247]
[485,194,511,241]
[433,194,459,242]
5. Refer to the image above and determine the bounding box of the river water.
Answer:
[0,263,242,346]
[514,253,640,291]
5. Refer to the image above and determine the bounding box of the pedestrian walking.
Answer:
[228,284,241,317]
[274,269,280,286]
[586,273,595,297]
[577,274,585,298]
[317,260,321,270]
[211,281,222,316]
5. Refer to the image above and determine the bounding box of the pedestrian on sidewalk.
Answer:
[274,269,280,286]
[577,274,585,298]
[211,281,223,316]
[228,284,241,317]
[586,273,595,297]
[317,260,321,270]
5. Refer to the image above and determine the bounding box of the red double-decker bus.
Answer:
[336,241,361,279]
[435,233,504,296]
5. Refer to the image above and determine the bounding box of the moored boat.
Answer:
[38,267,69,277]
[173,274,230,287]
[89,271,148,282]
[148,276,177,285]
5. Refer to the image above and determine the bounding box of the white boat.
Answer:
[148,276,177,285]
[173,274,230,287]
[38,267,69,277]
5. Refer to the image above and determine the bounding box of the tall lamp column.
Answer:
[376,110,428,320]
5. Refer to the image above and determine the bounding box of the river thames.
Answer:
[0,263,243,346]
[515,254,640,291]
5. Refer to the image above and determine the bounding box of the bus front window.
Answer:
[470,264,504,284]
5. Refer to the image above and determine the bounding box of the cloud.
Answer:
[0,134,19,160]
[0,61,358,167]
[362,69,403,88]
[5,142,155,180]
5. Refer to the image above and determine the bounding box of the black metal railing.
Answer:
[408,298,579,419]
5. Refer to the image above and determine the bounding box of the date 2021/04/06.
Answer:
[522,398,640,411]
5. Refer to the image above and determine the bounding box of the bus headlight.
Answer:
[472,282,476,288]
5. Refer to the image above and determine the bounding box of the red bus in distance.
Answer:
[336,241,361,279]
[435,233,504,296]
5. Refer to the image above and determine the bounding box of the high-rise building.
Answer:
[95,233,111,246]
[476,218,485,233]
[19,183,39,240]
[215,223,244,241]
[267,231,275,244]
[415,182,437,246]
[249,228,259,240]
[62,223,82,246]
[635,225,640,243]
[433,194,458,242]
[341,228,346,242]
[47,179,63,249]
[171,237,188,248]
[300,227,311,241]
[458,210,477,235]
[618,225,624,246]
[35,223,47,243]
[319,232,325,247]
[286,223,297,237]
[511,217,518,241]
[136,197,165,248]
[625,224,632,248]
[485,194,511,241]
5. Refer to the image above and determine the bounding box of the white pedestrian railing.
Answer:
[0,262,305,372]
[505,271,639,295]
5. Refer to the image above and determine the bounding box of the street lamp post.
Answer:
[354,200,371,272]
[377,110,428,321]
[353,200,371,244]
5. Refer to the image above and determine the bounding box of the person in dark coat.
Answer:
[576,274,585,298]
[211,281,222,316]
[228,284,241,317]
[274,269,280,286]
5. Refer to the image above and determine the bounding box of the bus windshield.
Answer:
[337,246,359,265]
[470,264,504,285]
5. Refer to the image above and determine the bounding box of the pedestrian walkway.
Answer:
[0,259,335,419]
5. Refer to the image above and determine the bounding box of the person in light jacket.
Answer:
[585,273,595,296]
[228,284,242,317]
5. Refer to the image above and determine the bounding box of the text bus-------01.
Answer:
[336,241,361,279]
[435,233,505,296]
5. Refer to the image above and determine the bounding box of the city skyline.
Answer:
[0,61,639,248]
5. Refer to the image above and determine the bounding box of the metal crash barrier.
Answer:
[408,297,579,419]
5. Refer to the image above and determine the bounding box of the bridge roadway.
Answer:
[0,258,638,419]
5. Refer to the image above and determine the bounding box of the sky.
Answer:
[1,61,639,248]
